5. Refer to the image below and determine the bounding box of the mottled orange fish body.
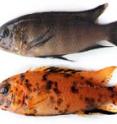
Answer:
[0,66,117,115]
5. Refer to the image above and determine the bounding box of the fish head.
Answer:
[0,73,49,114]
[0,17,51,56]
[0,24,14,52]
[0,20,30,55]
[0,76,27,112]
[0,80,12,110]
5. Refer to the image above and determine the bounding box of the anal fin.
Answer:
[79,44,113,53]
[38,55,73,62]
[97,103,117,113]
[84,108,117,115]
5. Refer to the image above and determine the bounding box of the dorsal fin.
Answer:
[77,3,108,22]
[4,3,108,27]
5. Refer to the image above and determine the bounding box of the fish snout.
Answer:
[0,80,11,109]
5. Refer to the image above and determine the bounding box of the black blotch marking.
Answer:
[108,87,116,98]
[17,99,21,104]
[24,79,32,91]
[50,96,55,103]
[53,82,61,94]
[42,71,61,94]
[55,107,58,110]
[45,67,64,73]
[58,110,63,114]
[53,87,60,94]
[16,80,19,84]
[80,76,84,80]
[32,88,37,92]
[101,80,105,83]
[25,79,29,84]
[63,104,70,113]
[97,97,101,102]
[20,74,25,81]
[25,95,29,99]
[64,73,72,77]
[24,79,29,84]
[46,80,53,90]
[85,97,95,109]
[65,69,82,73]
[64,69,82,77]
[42,73,49,81]
[58,106,69,114]
[108,87,114,92]
[71,81,79,93]
[45,67,81,74]
[15,88,18,91]
[86,80,94,87]
[57,98,63,106]
[25,113,35,116]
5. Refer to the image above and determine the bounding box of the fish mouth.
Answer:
[0,93,11,110]
[0,81,11,110]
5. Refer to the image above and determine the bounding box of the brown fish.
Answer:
[0,66,117,116]
[0,3,116,57]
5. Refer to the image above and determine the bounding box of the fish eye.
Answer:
[0,27,9,38]
[0,84,10,95]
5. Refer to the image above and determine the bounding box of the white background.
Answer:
[0,0,117,124]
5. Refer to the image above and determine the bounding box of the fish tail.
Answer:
[106,21,117,45]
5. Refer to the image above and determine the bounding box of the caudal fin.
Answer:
[107,21,117,45]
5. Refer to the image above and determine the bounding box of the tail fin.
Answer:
[79,3,108,22]
[107,21,117,45]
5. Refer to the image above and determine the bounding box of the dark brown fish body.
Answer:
[0,3,116,56]
[0,66,117,116]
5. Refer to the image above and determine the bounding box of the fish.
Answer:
[0,66,117,116]
[0,3,116,58]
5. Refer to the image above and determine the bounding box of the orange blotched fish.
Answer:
[0,3,116,58]
[0,66,117,116]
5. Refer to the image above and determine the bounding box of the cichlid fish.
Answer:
[0,3,116,58]
[0,66,117,115]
